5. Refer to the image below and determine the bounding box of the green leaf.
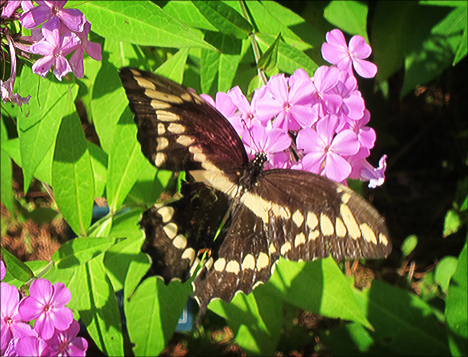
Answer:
[155,48,189,83]
[75,1,215,50]
[256,33,317,75]
[80,256,124,356]
[209,285,283,356]
[192,1,252,40]
[1,119,14,213]
[324,0,369,41]
[444,208,462,237]
[163,1,218,31]
[106,108,147,213]
[401,234,418,258]
[435,256,458,293]
[269,258,372,329]
[52,237,122,268]
[258,33,281,71]
[16,69,78,193]
[1,247,34,282]
[126,277,191,356]
[353,280,450,355]
[88,142,108,198]
[53,110,94,237]
[446,242,468,338]
[243,1,314,52]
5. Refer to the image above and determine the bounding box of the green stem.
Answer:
[239,0,268,85]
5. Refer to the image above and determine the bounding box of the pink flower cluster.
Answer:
[0,261,88,357]
[1,0,102,106]
[201,29,386,187]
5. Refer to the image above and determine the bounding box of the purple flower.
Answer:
[361,155,387,188]
[321,29,377,78]
[69,21,102,78]
[1,260,5,281]
[18,279,73,340]
[255,70,315,131]
[346,109,376,149]
[297,115,359,182]
[1,0,34,18]
[29,17,80,80]
[1,283,35,355]
[19,0,86,32]
[310,66,343,117]
[333,70,365,123]
[15,336,51,357]
[1,36,31,106]
[242,121,291,169]
[45,320,88,357]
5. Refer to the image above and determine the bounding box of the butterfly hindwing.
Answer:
[139,181,230,283]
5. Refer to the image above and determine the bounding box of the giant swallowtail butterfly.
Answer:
[119,67,391,322]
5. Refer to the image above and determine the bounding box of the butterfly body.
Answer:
[119,67,391,321]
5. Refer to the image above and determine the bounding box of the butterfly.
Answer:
[118,67,391,322]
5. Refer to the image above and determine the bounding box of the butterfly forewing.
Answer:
[119,67,247,177]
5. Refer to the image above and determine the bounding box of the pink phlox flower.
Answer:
[321,29,377,78]
[310,66,342,117]
[1,0,34,18]
[255,70,315,131]
[18,279,73,340]
[1,283,35,354]
[1,260,5,280]
[45,319,88,357]
[69,21,102,78]
[361,154,387,188]
[14,335,51,357]
[297,115,359,182]
[30,17,81,80]
[333,70,365,125]
[345,109,376,149]
[242,121,291,169]
[19,0,86,32]
[1,35,31,106]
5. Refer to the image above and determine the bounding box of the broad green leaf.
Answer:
[155,48,189,83]
[1,119,14,213]
[1,149,14,213]
[435,256,458,293]
[200,39,221,94]
[163,1,218,31]
[258,33,281,70]
[1,247,34,282]
[104,235,145,292]
[79,256,124,356]
[193,1,252,40]
[53,110,94,236]
[446,242,468,338]
[75,1,215,50]
[372,2,417,83]
[106,108,147,213]
[269,258,371,329]
[1,138,53,186]
[209,285,283,356]
[126,277,191,356]
[52,237,122,268]
[16,69,78,193]
[324,0,369,41]
[256,33,317,76]
[124,162,160,207]
[242,1,313,51]
[88,142,108,198]
[353,280,450,355]
[91,42,131,154]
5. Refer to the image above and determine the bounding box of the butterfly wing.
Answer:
[192,168,391,317]
[119,67,247,178]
